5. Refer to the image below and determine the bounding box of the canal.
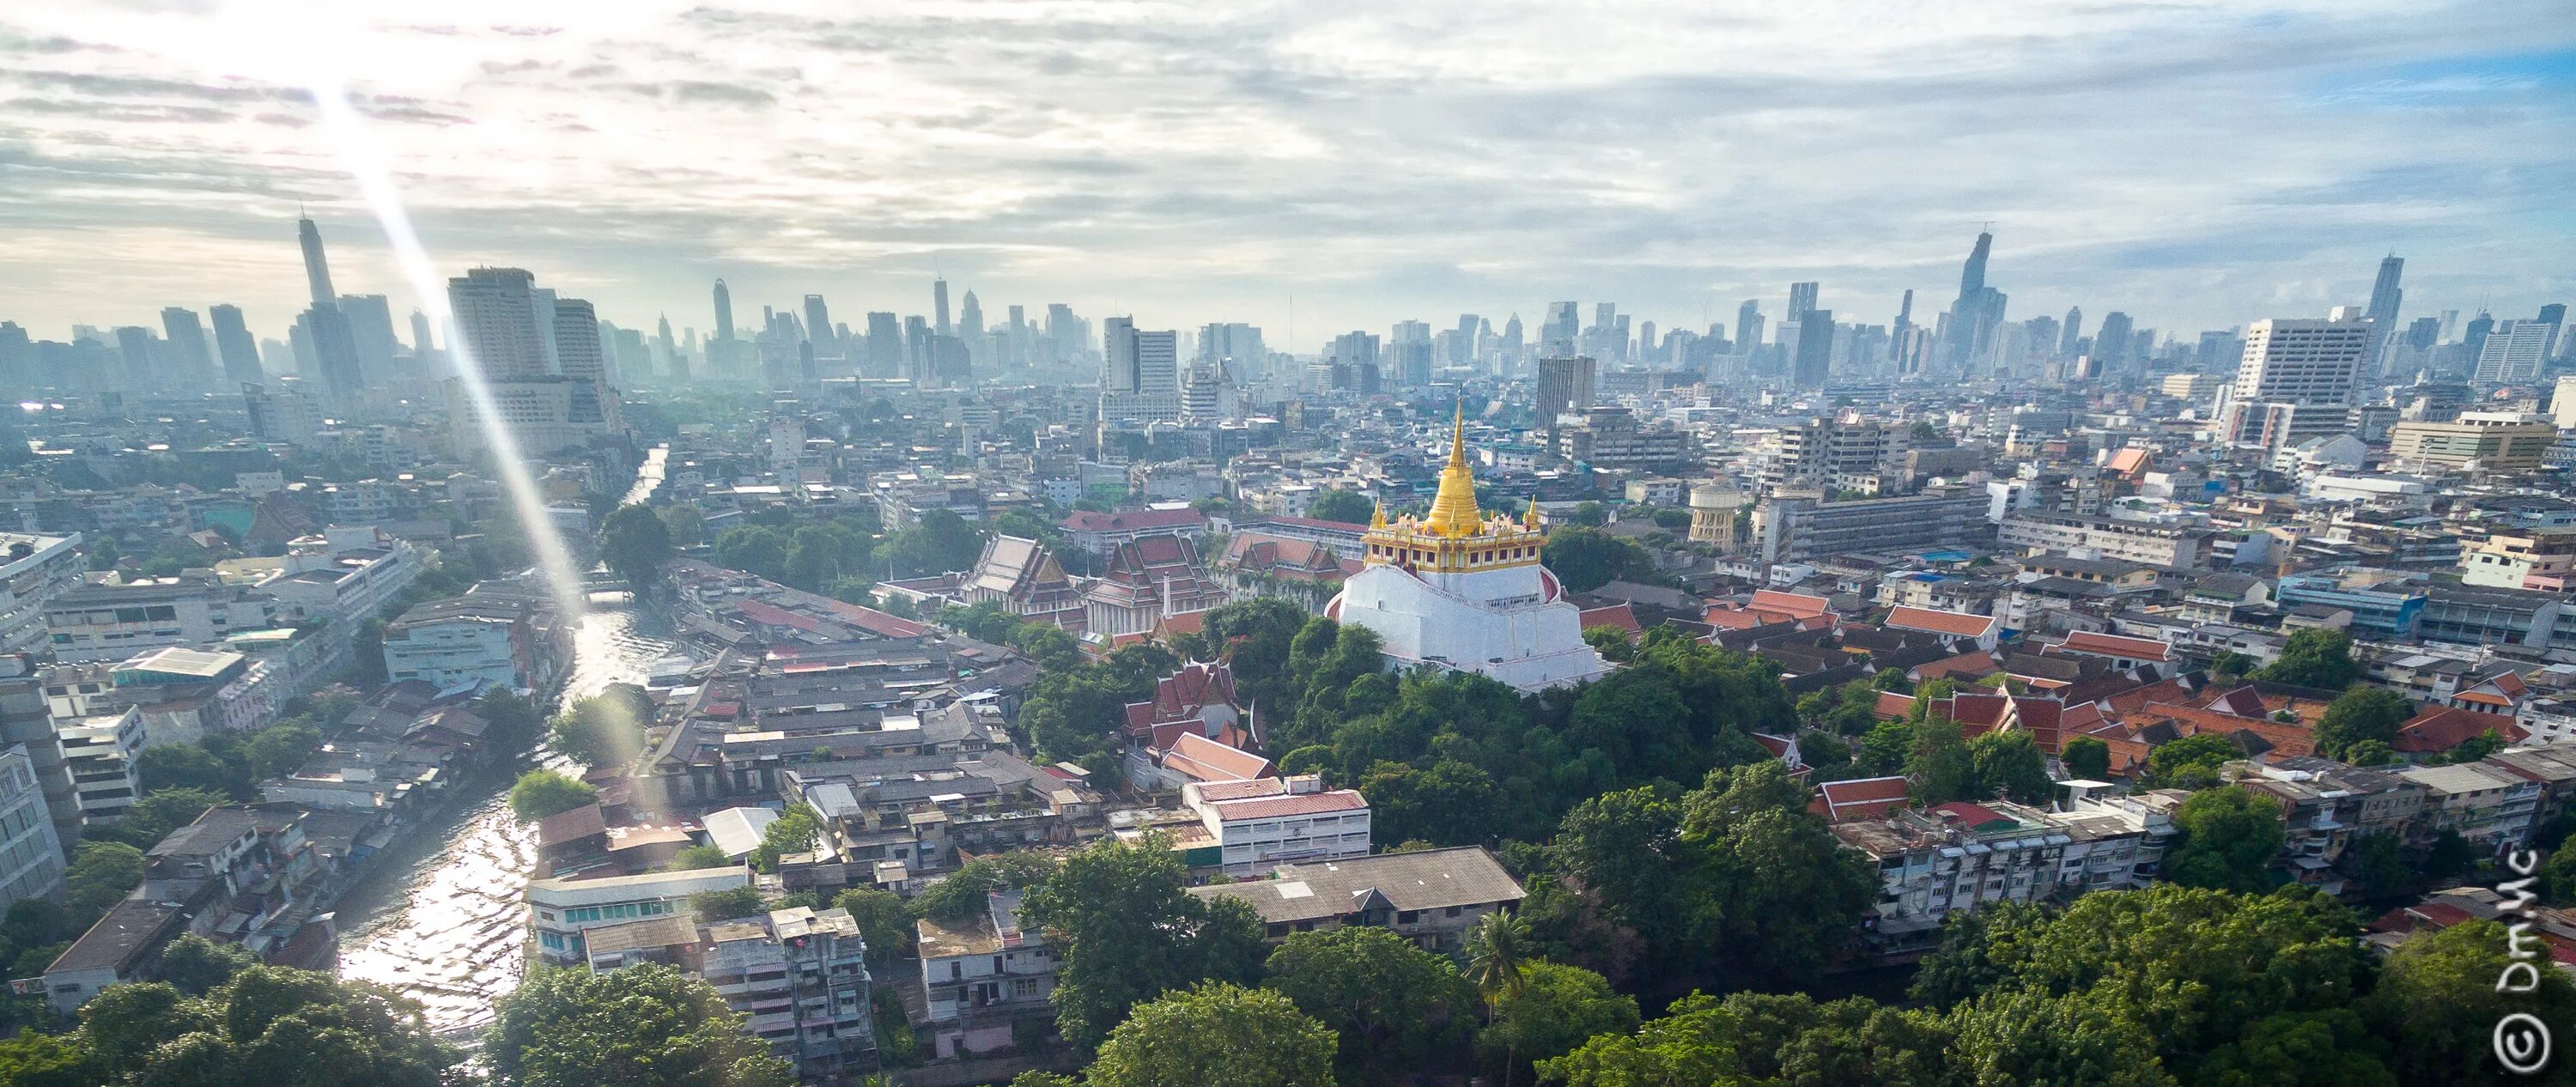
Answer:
[334,595,677,1034]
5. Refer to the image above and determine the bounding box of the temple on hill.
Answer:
[1326,409,1612,692]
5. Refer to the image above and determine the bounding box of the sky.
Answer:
[2,0,2572,355]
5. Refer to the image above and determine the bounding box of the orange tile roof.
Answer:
[2051,631,2172,663]
[2395,707,2526,754]
[1811,775,1912,823]
[1886,606,1997,639]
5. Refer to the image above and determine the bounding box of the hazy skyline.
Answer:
[3,1,2571,348]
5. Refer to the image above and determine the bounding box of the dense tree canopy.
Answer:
[36,967,459,1087]
[2162,786,2288,893]
[507,768,598,823]
[2312,685,2412,761]
[1082,982,1338,1087]
[1263,926,1476,1084]
[1540,527,1656,593]
[1017,835,1269,1048]
[1306,489,1376,525]
[489,964,793,1087]
[598,502,673,587]
[2255,629,2362,690]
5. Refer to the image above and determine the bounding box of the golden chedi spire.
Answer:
[1370,495,1387,528]
[1422,403,1481,537]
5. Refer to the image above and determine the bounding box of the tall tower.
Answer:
[2366,255,2404,325]
[712,279,736,343]
[802,295,832,353]
[1890,289,1914,361]
[297,216,337,307]
[209,305,263,385]
[2060,307,2084,356]
[1788,282,1820,321]
[933,278,952,337]
[160,307,212,381]
[447,267,550,380]
[1946,230,1993,365]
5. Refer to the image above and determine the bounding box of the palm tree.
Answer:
[1466,909,1530,1087]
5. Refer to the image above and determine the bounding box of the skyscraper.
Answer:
[1102,317,1138,394]
[294,217,362,397]
[447,267,550,379]
[712,279,736,344]
[338,294,398,382]
[2366,255,2404,326]
[904,315,932,384]
[866,312,902,375]
[2472,320,2555,386]
[1889,289,1913,361]
[1945,231,1993,364]
[1793,308,1835,387]
[933,278,952,337]
[1542,302,1580,356]
[159,307,211,383]
[2222,316,2372,446]
[1735,300,1763,357]
[1534,355,1595,426]
[802,295,832,357]
[2060,307,2084,356]
[113,326,155,384]
[209,305,262,385]
[958,290,984,361]
[2094,311,2134,370]
[1787,282,1820,323]
[298,217,337,307]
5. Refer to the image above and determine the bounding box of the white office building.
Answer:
[0,744,67,913]
[2475,319,2559,386]
[2221,317,2372,448]
[0,532,86,655]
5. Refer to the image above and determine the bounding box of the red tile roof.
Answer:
[1060,507,1210,533]
[1577,603,1644,637]
[2050,631,2172,664]
[1163,732,1273,783]
[1874,692,1916,720]
[1811,775,1912,823]
[1929,801,2014,829]
[1206,790,1370,821]
[2395,707,2525,754]
[736,598,832,635]
[1912,650,2002,681]
[1750,590,1832,619]
[1886,606,1998,640]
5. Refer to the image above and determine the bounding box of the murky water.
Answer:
[336,598,676,1034]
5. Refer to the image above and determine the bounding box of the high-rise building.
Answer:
[958,290,984,362]
[1197,323,1264,369]
[903,315,932,384]
[1735,301,1764,358]
[410,310,435,355]
[2060,307,2084,356]
[2221,316,2371,447]
[1542,302,1580,356]
[338,294,398,383]
[2472,319,2557,386]
[1497,314,1523,373]
[448,268,550,379]
[208,305,262,385]
[1793,308,1835,387]
[112,326,155,385]
[298,217,337,307]
[1889,290,1914,361]
[712,279,736,344]
[933,278,952,337]
[2462,312,2495,360]
[1390,320,1432,386]
[2366,255,2404,325]
[1944,231,1995,366]
[1535,355,1595,426]
[2093,311,2134,370]
[865,313,902,375]
[294,217,362,397]
[1101,316,1138,394]
[801,295,833,357]
[158,307,211,383]
[551,299,606,381]
[1136,330,1177,395]
[1787,282,1820,324]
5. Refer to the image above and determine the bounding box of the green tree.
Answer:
[136,744,235,796]
[1679,762,1878,987]
[712,525,790,582]
[1968,729,2051,803]
[1715,991,1953,1087]
[1541,527,1655,593]
[2344,739,2397,768]
[549,683,654,768]
[832,888,918,968]
[488,964,793,1087]
[2063,735,2111,780]
[2312,686,2411,761]
[747,805,819,873]
[1264,926,1474,1084]
[665,844,732,871]
[2147,732,2239,789]
[1083,981,1336,1087]
[2439,729,2508,764]
[2366,918,2576,1087]
[65,841,147,917]
[507,768,598,823]
[2255,629,2361,690]
[656,502,708,547]
[1856,719,1914,775]
[2196,1008,2397,1087]
[1905,717,1976,805]
[598,503,673,587]
[0,1031,99,1087]
[79,967,459,1086]
[1539,992,1746,1087]
[1478,961,1638,1086]
[1017,835,1269,1048]
[1307,489,1376,525]
[691,885,765,924]
[2209,650,2258,680]
[160,934,258,994]
[1949,988,2177,1087]
[912,851,1060,922]
[2162,786,2287,893]
[938,599,1024,644]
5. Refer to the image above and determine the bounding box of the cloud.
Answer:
[0,0,2568,343]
